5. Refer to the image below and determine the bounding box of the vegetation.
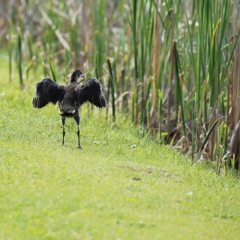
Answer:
[2,0,240,165]
[1,0,239,167]
[0,0,240,236]
[1,57,240,239]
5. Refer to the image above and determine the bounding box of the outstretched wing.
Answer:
[32,78,65,108]
[75,78,107,108]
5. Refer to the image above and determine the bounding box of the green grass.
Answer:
[1,57,240,240]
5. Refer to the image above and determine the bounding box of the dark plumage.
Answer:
[32,70,107,148]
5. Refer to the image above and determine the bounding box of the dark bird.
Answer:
[32,70,107,148]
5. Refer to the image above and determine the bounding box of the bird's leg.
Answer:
[61,117,66,146]
[77,124,82,149]
[74,115,82,149]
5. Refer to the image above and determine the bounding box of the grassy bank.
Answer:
[3,0,240,163]
[0,57,240,239]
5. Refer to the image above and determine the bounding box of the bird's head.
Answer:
[70,70,85,83]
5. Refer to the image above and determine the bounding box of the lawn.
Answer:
[0,57,240,240]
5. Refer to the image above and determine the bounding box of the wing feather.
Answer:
[32,78,65,108]
[75,78,107,108]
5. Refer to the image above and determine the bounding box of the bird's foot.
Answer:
[61,144,67,147]
[76,145,82,149]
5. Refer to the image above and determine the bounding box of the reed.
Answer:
[17,29,23,87]
[185,0,239,160]
[129,0,139,124]
[107,58,116,122]
[195,117,224,163]
[91,0,107,79]
[49,54,57,83]
[232,0,240,129]
[158,89,163,142]
[173,41,185,135]
[7,35,12,83]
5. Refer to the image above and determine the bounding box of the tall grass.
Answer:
[107,58,116,122]
[7,34,12,83]
[2,0,240,170]
[232,0,240,129]
[16,29,23,87]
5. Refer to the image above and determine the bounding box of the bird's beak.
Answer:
[78,74,85,82]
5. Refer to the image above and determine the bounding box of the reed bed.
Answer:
[1,0,240,173]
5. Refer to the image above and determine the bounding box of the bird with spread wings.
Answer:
[32,70,106,148]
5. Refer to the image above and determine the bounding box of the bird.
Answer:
[32,70,107,148]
